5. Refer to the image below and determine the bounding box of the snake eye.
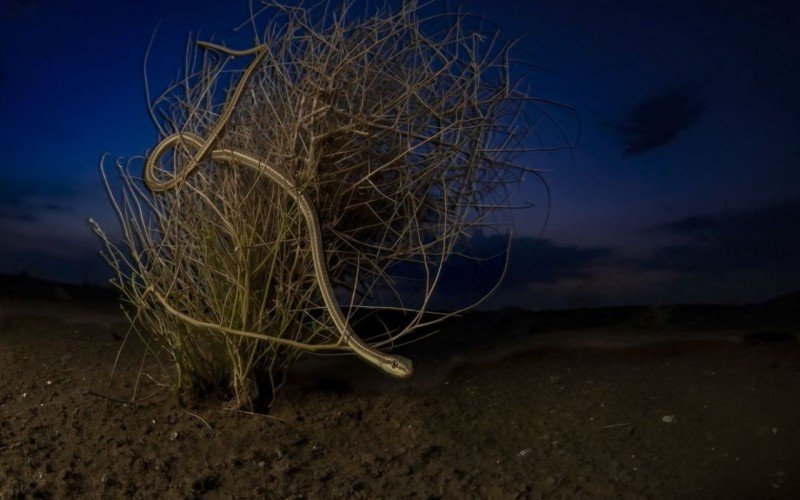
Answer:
[392,360,398,369]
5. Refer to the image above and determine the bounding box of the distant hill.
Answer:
[758,289,800,324]
[1,272,797,331]
[762,289,800,310]
[0,273,117,302]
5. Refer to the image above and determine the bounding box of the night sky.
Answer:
[1,0,798,309]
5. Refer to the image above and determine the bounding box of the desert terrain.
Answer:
[1,276,798,498]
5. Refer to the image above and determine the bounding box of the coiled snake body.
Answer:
[143,43,412,378]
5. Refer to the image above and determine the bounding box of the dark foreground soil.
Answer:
[1,294,799,498]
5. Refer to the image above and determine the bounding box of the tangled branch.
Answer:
[91,0,574,409]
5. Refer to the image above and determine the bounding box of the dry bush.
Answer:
[91,1,575,410]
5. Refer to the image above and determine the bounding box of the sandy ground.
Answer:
[1,294,799,498]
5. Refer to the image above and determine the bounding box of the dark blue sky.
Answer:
[1,0,798,308]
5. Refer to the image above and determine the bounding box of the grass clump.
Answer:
[90,1,574,410]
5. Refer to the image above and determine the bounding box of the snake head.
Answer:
[386,355,414,378]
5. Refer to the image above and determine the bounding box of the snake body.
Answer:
[143,43,412,378]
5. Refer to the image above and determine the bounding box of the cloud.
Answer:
[411,235,616,309]
[616,82,704,156]
[497,236,613,286]
[644,200,800,274]
[0,174,75,222]
[438,201,800,309]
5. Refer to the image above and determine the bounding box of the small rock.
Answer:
[517,448,532,458]
[772,428,778,435]
[662,415,676,423]
[170,431,179,441]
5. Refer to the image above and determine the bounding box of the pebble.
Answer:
[662,415,676,423]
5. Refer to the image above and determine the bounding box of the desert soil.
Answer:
[1,295,799,498]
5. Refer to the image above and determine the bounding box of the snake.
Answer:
[142,42,413,378]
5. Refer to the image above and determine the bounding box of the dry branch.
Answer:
[91,0,573,410]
